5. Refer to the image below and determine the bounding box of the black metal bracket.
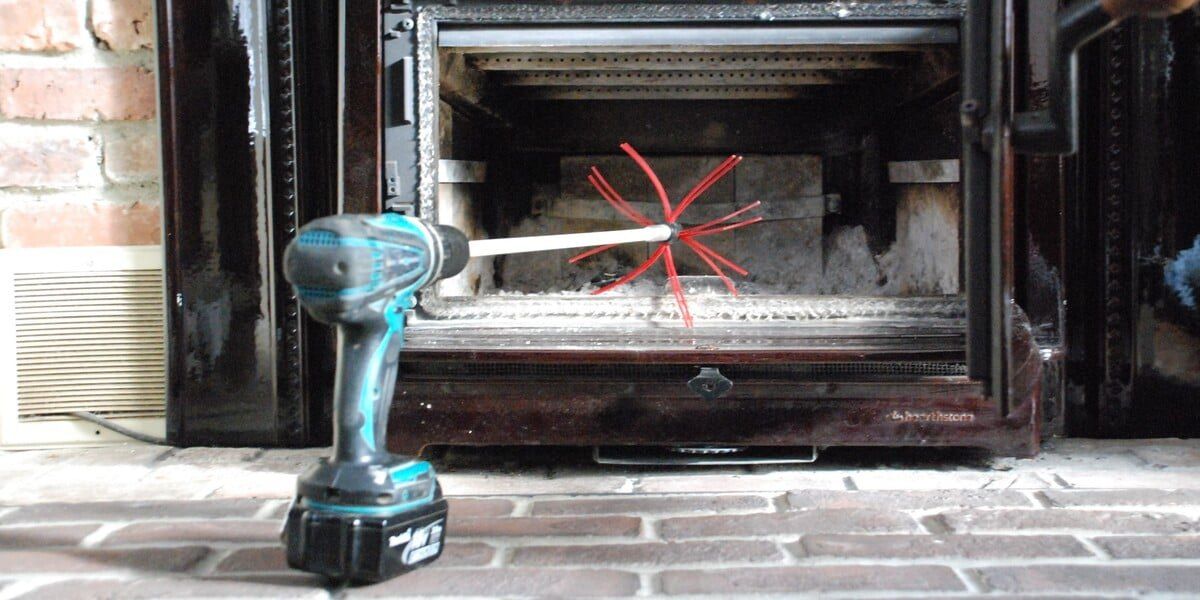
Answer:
[383,8,420,213]
[1012,0,1197,155]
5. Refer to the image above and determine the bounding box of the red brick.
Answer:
[786,489,1034,511]
[1042,489,1200,507]
[531,494,770,516]
[975,565,1200,594]
[938,509,1200,534]
[0,547,208,574]
[0,68,156,121]
[433,542,495,567]
[1095,535,1200,559]
[16,577,330,600]
[345,568,640,598]
[103,127,158,182]
[792,534,1092,559]
[90,0,154,51]
[103,520,280,546]
[0,133,98,188]
[0,524,100,548]
[214,546,287,573]
[215,542,495,573]
[659,565,964,595]
[0,201,161,247]
[0,0,85,51]
[511,540,783,567]
[446,497,514,518]
[657,509,919,540]
[0,500,267,524]
[449,515,641,538]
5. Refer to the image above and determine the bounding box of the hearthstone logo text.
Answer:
[887,410,976,423]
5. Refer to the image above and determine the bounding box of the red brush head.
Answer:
[568,144,762,327]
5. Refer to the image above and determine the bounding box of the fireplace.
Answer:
[157,0,1200,449]
[381,2,1042,458]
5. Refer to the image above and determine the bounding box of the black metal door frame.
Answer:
[157,0,340,446]
[962,0,1017,416]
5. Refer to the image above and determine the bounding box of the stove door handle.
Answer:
[688,367,733,401]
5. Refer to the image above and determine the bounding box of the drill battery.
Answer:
[283,489,449,584]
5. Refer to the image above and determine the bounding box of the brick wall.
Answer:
[0,0,160,248]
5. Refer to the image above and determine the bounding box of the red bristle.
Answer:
[590,168,653,226]
[591,244,667,295]
[569,243,618,264]
[682,200,762,235]
[589,173,650,226]
[671,155,741,221]
[663,245,694,328]
[687,238,749,276]
[620,143,674,221]
[683,216,765,238]
[682,238,738,296]
[671,155,736,219]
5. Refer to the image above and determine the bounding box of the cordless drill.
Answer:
[280,213,469,583]
[279,209,671,583]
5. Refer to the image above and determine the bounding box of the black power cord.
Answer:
[69,411,168,446]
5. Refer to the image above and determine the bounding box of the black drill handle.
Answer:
[332,316,405,465]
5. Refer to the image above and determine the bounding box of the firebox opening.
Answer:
[428,37,961,315]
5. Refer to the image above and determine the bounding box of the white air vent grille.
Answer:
[15,270,166,420]
[0,246,166,447]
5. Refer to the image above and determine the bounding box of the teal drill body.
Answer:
[280,213,468,583]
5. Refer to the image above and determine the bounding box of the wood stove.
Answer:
[373,1,1043,457]
[157,1,1200,449]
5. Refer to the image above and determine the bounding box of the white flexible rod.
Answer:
[468,224,673,258]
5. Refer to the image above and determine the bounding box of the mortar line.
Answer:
[253,499,289,520]
[490,544,513,568]
[191,546,236,577]
[1050,473,1073,488]
[0,46,156,69]
[1075,535,1113,559]
[78,522,126,548]
[626,476,643,494]
[636,571,656,597]
[1027,490,1054,508]
[952,567,986,594]
[0,579,64,600]
[779,536,802,564]
[508,498,533,517]
[640,516,660,541]
[0,514,299,528]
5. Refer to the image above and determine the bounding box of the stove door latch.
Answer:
[688,367,733,401]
